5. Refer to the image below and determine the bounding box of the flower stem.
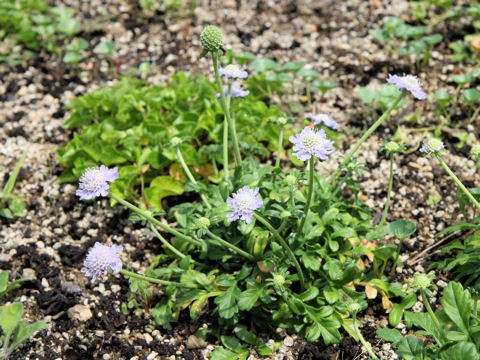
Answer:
[212,54,242,163]
[380,154,394,226]
[299,157,315,234]
[176,146,212,209]
[389,238,404,277]
[353,312,379,360]
[421,289,444,344]
[327,90,406,186]
[275,125,284,168]
[149,223,187,260]
[120,269,198,288]
[110,192,202,247]
[253,213,305,290]
[206,229,255,261]
[436,154,480,212]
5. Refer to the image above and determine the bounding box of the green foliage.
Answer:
[57,73,289,208]
[0,0,82,66]
[0,153,27,219]
[0,271,36,300]
[378,282,480,359]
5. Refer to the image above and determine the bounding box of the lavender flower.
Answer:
[305,112,340,130]
[419,138,445,155]
[76,165,119,200]
[226,186,263,224]
[219,64,248,79]
[289,126,335,161]
[216,85,250,98]
[386,74,427,100]
[82,242,123,283]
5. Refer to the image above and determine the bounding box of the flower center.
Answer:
[404,76,419,87]
[301,133,321,149]
[225,64,240,73]
[238,195,253,208]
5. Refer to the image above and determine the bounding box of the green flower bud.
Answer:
[200,26,224,53]
[280,210,291,218]
[272,274,286,287]
[413,274,432,290]
[471,144,480,158]
[170,137,182,147]
[284,174,297,186]
[194,217,210,230]
[346,302,361,314]
[277,117,287,125]
[385,141,400,153]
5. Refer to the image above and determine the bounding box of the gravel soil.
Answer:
[1,0,479,359]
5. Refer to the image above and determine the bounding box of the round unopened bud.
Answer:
[277,117,287,125]
[200,26,224,53]
[347,162,356,171]
[385,141,400,152]
[471,144,480,158]
[170,137,182,147]
[194,217,210,230]
[413,274,432,290]
[272,274,286,287]
[284,175,297,186]
[346,302,361,314]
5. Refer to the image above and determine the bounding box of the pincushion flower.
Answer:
[82,242,123,283]
[419,138,445,155]
[219,64,248,79]
[76,165,119,200]
[386,74,427,100]
[289,126,335,161]
[226,186,263,224]
[305,113,340,130]
[216,85,250,98]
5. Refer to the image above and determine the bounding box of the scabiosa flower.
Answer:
[215,85,250,98]
[82,242,123,283]
[289,126,335,161]
[226,186,263,224]
[419,138,445,155]
[219,64,248,79]
[386,74,427,100]
[305,113,340,130]
[76,165,119,200]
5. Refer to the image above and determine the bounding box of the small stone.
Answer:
[68,304,93,322]
[22,268,36,277]
[284,336,294,347]
[144,333,153,344]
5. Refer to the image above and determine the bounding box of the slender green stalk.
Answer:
[389,238,404,277]
[254,213,305,290]
[298,157,315,234]
[353,312,380,360]
[110,192,202,247]
[327,90,406,186]
[176,147,212,209]
[149,223,186,260]
[470,105,480,124]
[120,269,198,288]
[275,125,284,168]
[206,229,255,261]
[436,154,480,211]
[380,154,394,226]
[421,290,444,344]
[306,83,312,108]
[223,117,229,181]
[211,54,242,163]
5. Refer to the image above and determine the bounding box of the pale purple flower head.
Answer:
[386,74,427,100]
[219,64,248,79]
[419,138,445,155]
[289,126,335,161]
[216,85,250,99]
[305,113,340,130]
[226,186,263,224]
[82,242,123,283]
[76,165,119,200]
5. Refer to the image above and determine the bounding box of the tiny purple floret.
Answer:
[216,85,250,99]
[76,165,119,200]
[386,74,427,100]
[419,139,445,155]
[289,126,335,161]
[82,242,123,283]
[305,113,340,130]
[219,64,248,79]
[226,186,263,224]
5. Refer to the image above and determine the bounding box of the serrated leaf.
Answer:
[214,285,240,319]
[440,341,478,360]
[376,328,403,344]
[441,282,472,334]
